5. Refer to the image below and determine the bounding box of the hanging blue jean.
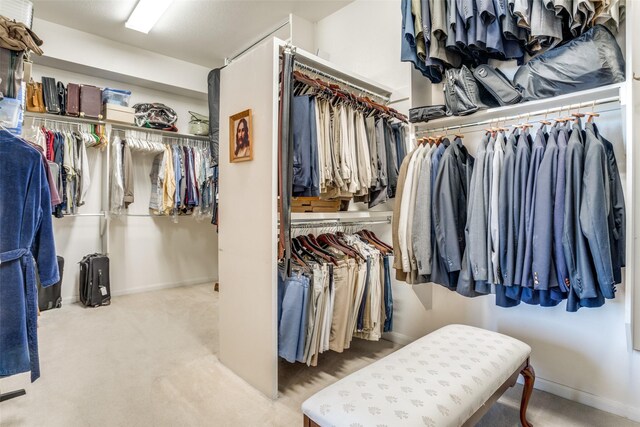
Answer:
[277,274,310,363]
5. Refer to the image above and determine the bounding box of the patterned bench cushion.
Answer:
[302,324,531,427]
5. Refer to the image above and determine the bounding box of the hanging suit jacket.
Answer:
[519,129,545,305]
[490,133,505,285]
[483,135,496,285]
[553,125,571,292]
[531,127,561,295]
[0,131,59,382]
[457,134,488,298]
[433,138,474,290]
[412,147,435,276]
[563,124,600,300]
[466,134,489,282]
[392,147,418,282]
[497,131,520,306]
[580,123,615,299]
[592,123,626,284]
[510,131,532,290]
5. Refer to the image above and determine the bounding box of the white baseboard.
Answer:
[526,376,640,422]
[62,277,217,305]
[382,331,416,346]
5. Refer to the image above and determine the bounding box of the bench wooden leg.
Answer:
[304,414,321,427]
[520,359,535,427]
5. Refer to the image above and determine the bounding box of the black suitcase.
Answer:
[37,256,64,311]
[42,76,61,114]
[79,253,111,307]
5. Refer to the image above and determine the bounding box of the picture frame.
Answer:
[229,109,253,163]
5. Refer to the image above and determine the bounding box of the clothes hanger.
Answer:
[317,232,359,259]
[571,103,585,123]
[356,229,390,254]
[300,234,338,264]
[292,236,322,264]
[585,101,599,123]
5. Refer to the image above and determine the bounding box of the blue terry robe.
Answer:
[0,130,59,382]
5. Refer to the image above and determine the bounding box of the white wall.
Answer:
[31,18,213,99]
[315,0,640,421]
[218,38,279,399]
[30,65,217,302]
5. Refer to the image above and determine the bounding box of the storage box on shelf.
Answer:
[103,104,134,125]
[102,88,131,107]
[0,97,21,128]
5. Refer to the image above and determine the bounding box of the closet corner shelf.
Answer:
[414,83,623,132]
[291,211,393,222]
[23,112,210,141]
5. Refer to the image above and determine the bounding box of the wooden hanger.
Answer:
[585,112,599,123]
[360,229,392,253]
[297,235,338,265]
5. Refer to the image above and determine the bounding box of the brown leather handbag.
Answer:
[26,79,46,113]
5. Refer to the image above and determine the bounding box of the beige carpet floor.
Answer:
[1,284,637,427]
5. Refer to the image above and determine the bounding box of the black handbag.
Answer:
[42,76,61,114]
[513,25,625,101]
[37,256,64,311]
[473,65,522,106]
[79,253,111,307]
[444,65,498,116]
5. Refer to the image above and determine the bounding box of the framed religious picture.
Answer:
[229,109,253,163]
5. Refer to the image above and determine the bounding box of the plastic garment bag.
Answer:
[513,25,625,101]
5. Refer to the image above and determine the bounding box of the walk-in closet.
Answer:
[2,1,640,426]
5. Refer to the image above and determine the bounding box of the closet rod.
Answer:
[60,213,106,217]
[112,128,208,144]
[415,96,620,135]
[121,213,198,218]
[290,218,391,229]
[294,61,391,103]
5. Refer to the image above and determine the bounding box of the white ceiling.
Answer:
[31,0,352,67]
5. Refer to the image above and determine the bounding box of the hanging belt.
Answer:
[0,247,41,382]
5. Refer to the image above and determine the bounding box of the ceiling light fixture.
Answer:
[125,0,173,34]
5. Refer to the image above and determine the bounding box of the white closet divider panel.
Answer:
[218,38,280,398]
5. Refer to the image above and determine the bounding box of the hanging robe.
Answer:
[0,130,59,382]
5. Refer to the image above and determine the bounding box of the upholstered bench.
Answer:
[302,324,534,427]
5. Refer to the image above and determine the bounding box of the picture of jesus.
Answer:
[229,110,253,163]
